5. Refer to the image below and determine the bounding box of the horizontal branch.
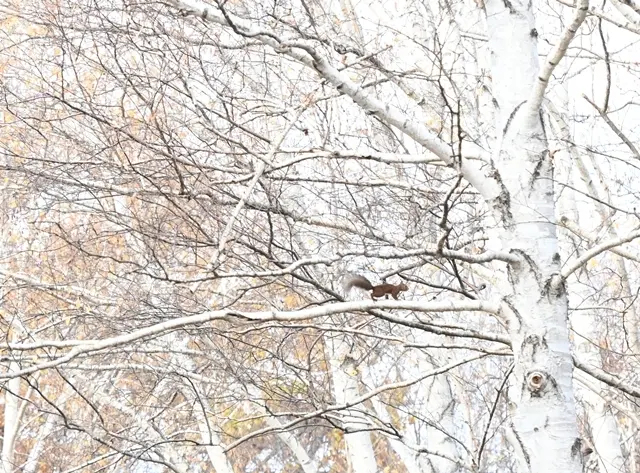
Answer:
[0,299,500,378]
[0,270,115,306]
[277,149,450,165]
[212,247,517,280]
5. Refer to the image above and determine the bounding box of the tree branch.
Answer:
[574,356,640,398]
[0,299,500,378]
[583,94,640,160]
[526,0,589,118]
[162,0,501,201]
[561,229,640,278]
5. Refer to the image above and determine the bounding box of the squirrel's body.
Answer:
[343,273,408,300]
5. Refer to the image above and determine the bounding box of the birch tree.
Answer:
[1,0,640,472]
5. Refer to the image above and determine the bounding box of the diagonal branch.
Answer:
[162,0,501,201]
[206,105,307,271]
[583,94,640,160]
[526,0,589,118]
[222,352,494,454]
[574,356,640,398]
[559,217,640,264]
[561,228,640,278]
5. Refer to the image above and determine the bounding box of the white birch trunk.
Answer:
[551,102,629,473]
[182,389,235,473]
[369,396,423,473]
[326,336,378,473]
[263,415,319,473]
[485,0,583,470]
[21,414,56,473]
[415,356,464,473]
[106,394,191,473]
[554,104,640,354]
[161,332,235,473]
[366,352,467,473]
[239,364,319,472]
[1,364,21,473]
[580,381,626,473]
[572,308,627,472]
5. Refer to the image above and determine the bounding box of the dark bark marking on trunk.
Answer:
[508,249,543,290]
[502,100,526,137]
[510,423,531,466]
[503,296,522,325]
[490,168,513,224]
[571,438,582,459]
[542,274,566,299]
[501,0,517,14]
[522,333,547,363]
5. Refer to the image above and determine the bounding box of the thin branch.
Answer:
[583,94,640,160]
[204,105,307,272]
[477,363,514,466]
[0,270,115,306]
[163,0,501,201]
[222,352,494,454]
[559,217,640,264]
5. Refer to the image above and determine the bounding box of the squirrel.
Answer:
[343,273,409,300]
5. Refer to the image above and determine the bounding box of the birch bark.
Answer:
[484,0,587,470]
[326,336,378,473]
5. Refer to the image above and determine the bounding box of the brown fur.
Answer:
[343,274,408,300]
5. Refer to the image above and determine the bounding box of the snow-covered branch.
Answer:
[209,247,517,280]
